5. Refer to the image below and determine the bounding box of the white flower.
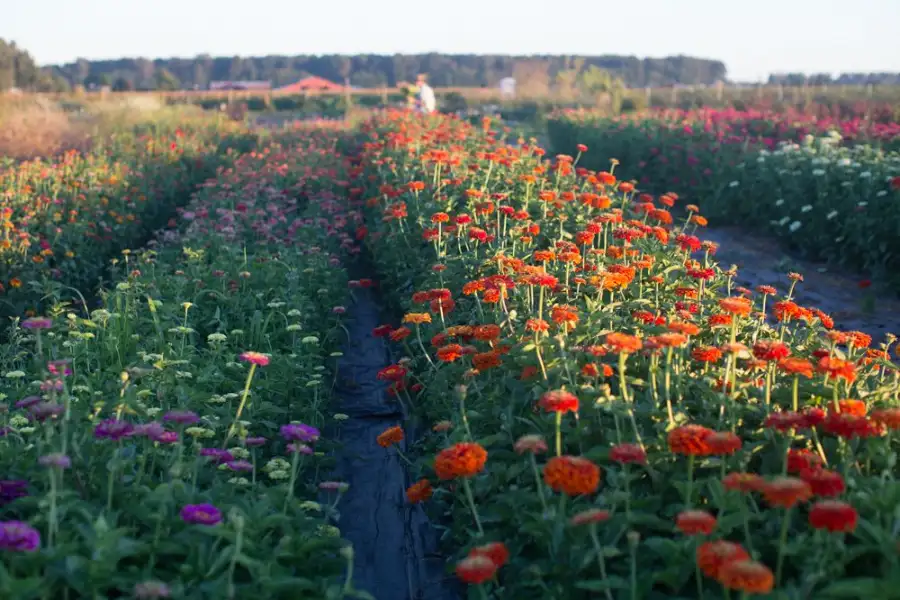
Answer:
[860,171,872,179]
[778,216,791,226]
[876,190,887,197]
[826,210,839,220]
[729,181,739,188]
[858,201,868,207]
[789,221,802,233]
[812,169,826,177]
[800,205,813,213]
[207,332,227,343]
[4,371,25,379]
[775,199,785,207]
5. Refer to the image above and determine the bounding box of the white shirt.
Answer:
[418,83,436,114]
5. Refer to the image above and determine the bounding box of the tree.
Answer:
[154,68,180,91]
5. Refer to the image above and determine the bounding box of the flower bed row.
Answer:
[0,115,263,321]
[345,111,900,599]
[0,130,366,598]
[547,110,900,288]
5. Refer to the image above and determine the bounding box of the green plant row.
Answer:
[0,130,367,598]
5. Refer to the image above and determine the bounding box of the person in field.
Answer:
[416,74,436,114]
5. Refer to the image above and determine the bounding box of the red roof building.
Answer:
[276,76,345,93]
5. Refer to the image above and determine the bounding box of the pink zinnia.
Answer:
[239,351,270,367]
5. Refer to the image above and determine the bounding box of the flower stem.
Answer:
[775,507,793,585]
[225,363,257,448]
[589,525,615,600]
[461,477,484,537]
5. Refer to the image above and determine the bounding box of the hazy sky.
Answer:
[5,0,900,81]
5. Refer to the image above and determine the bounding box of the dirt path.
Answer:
[701,226,900,344]
[329,263,458,600]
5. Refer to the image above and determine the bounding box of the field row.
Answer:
[546,109,900,289]
[344,111,900,598]
[0,129,369,598]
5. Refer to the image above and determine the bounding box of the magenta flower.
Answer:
[163,410,200,425]
[156,431,179,444]
[225,460,253,472]
[47,360,72,376]
[281,423,320,443]
[21,317,52,330]
[287,443,313,455]
[180,503,222,525]
[0,481,28,505]
[243,436,266,447]
[15,396,43,409]
[199,448,234,463]
[0,521,40,552]
[38,453,71,469]
[29,402,64,422]
[239,351,270,367]
[94,418,135,441]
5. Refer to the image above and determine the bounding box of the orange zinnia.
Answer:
[761,476,812,508]
[606,332,642,354]
[406,479,433,503]
[696,540,750,580]
[667,424,714,456]
[717,560,774,594]
[434,442,488,480]
[543,455,601,496]
[436,344,465,362]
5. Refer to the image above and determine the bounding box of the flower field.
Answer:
[346,112,900,598]
[547,109,900,288]
[2,107,900,599]
[0,126,376,597]
[0,116,262,323]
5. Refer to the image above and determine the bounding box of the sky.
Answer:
[5,0,900,81]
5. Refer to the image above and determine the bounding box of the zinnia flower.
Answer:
[470,542,509,568]
[514,434,547,454]
[808,500,858,533]
[406,479,433,503]
[180,503,222,526]
[434,443,487,479]
[609,443,647,465]
[676,510,717,535]
[377,426,404,448]
[239,351,270,367]
[761,476,812,508]
[456,554,496,585]
[281,423,320,442]
[570,508,611,526]
[538,390,579,414]
[696,540,750,579]
[0,521,40,552]
[543,455,601,496]
[717,560,774,594]
[667,424,714,456]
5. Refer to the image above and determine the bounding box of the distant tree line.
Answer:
[4,38,900,94]
[40,53,731,91]
[768,72,900,86]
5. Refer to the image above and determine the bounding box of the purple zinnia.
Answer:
[163,410,200,425]
[280,423,320,443]
[0,521,40,552]
[287,443,314,455]
[15,395,43,410]
[0,480,28,505]
[38,453,71,469]
[243,436,266,447]
[180,503,222,525]
[199,448,234,463]
[21,317,52,330]
[156,431,179,444]
[94,418,135,441]
[29,402,64,422]
[225,460,253,472]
